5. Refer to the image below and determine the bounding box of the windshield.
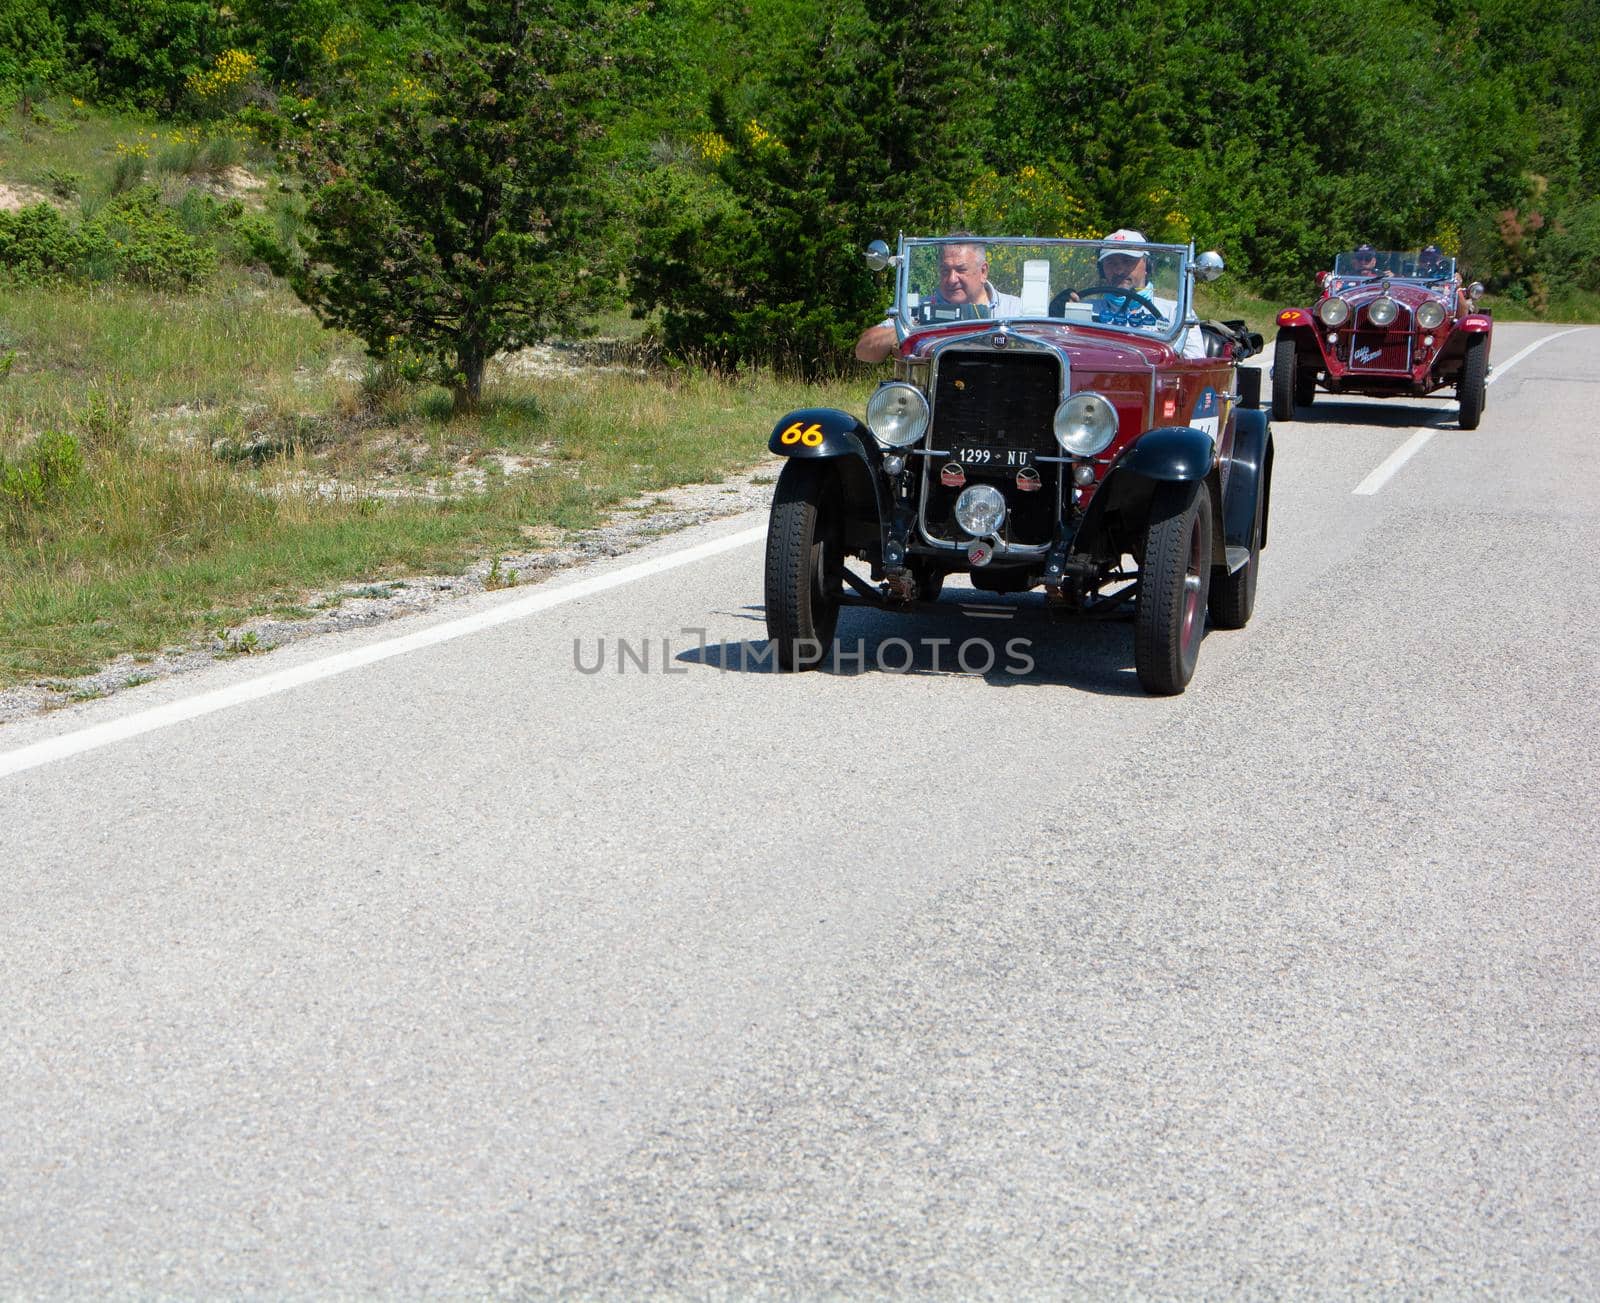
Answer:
[894,236,1193,345]
[1332,249,1456,281]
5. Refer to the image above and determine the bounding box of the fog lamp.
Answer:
[1367,296,1399,328]
[883,454,905,476]
[1422,334,1435,348]
[1072,462,1096,486]
[954,484,1006,538]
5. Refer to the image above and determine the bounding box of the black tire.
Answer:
[1209,474,1263,631]
[1272,334,1298,421]
[1458,337,1488,430]
[908,558,945,603]
[1295,368,1316,408]
[1135,480,1214,695]
[764,460,844,670]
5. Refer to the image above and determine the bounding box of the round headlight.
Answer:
[1416,300,1446,330]
[865,382,929,448]
[953,484,1006,538]
[1317,296,1351,327]
[1367,296,1399,328]
[1053,392,1118,456]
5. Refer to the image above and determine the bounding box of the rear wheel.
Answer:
[1135,480,1213,695]
[908,558,945,603]
[1209,474,1263,630]
[1458,337,1488,430]
[764,460,844,670]
[1272,334,1299,421]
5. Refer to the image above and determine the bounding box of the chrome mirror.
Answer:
[1190,251,1225,282]
[863,239,896,271]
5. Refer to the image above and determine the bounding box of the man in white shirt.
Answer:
[855,239,1022,362]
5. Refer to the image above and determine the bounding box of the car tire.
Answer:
[1135,479,1213,695]
[765,459,844,670]
[908,559,945,603]
[1458,337,1488,430]
[1209,474,1262,631]
[1271,334,1298,421]
[1295,367,1316,408]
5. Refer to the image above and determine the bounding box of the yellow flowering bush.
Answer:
[186,49,257,107]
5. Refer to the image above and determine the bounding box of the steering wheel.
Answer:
[1050,285,1165,326]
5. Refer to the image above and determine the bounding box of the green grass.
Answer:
[0,275,867,686]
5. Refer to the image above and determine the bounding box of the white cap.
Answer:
[1098,229,1149,263]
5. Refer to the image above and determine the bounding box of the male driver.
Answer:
[855,238,1022,362]
[1348,243,1379,276]
[1088,228,1207,360]
[1416,243,1474,310]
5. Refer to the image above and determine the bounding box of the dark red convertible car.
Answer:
[1273,248,1491,428]
[762,235,1273,695]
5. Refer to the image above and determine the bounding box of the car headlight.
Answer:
[1317,296,1351,327]
[1416,300,1446,330]
[953,484,1006,538]
[1053,392,1118,456]
[865,382,929,448]
[1367,296,1399,328]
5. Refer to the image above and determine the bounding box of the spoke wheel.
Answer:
[1272,334,1299,421]
[1458,337,1488,430]
[764,460,844,670]
[1135,480,1214,695]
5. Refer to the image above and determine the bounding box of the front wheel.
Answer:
[1272,334,1299,421]
[1135,480,1214,695]
[764,460,844,670]
[1458,337,1488,430]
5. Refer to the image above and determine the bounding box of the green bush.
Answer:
[1,430,83,530]
[0,0,67,95]
[0,189,217,289]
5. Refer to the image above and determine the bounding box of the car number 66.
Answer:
[780,421,824,447]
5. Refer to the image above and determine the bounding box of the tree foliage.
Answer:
[284,0,624,410]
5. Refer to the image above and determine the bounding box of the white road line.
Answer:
[1353,327,1585,496]
[0,524,766,781]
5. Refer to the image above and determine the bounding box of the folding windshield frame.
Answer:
[893,234,1196,348]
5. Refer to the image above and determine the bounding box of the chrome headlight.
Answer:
[865,383,929,448]
[1367,296,1399,328]
[1053,392,1118,456]
[1416,300,1446,330]
[1317,296,1351,327]
[953,484,1006,538]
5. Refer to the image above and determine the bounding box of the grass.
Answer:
[0,276,868,687]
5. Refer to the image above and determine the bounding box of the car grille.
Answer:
[930,351,1061,455]
[1346,331,1413,371]
[923,349,1063,548]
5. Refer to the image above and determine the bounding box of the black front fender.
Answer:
[768,407,889,562]
[1070,425,1220,562]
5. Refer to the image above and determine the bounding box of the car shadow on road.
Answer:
[676,597,1156,695]
[1288,399,1462,429]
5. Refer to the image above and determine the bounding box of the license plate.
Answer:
[954,445,1036,470]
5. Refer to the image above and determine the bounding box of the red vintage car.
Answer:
[1272,248,1492,428]
[762,234,1274,695]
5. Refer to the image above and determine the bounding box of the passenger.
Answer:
[855,237,1022,363]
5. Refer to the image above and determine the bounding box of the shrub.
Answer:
[87,187,218,288]
[0,203,97,282]
[1,430,83,529]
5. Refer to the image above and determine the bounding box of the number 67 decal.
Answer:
[780,421,824,447]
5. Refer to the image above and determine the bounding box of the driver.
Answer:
[1416,244,1447,277]
[1349,243,1380,276]
[1076,228,1207,359]
[854,237,1021,362]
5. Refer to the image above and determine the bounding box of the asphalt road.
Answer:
[3,322,1597,1296]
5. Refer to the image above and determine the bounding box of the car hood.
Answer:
[1320,279,1449,308]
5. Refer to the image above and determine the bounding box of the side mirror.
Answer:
[863,239,896,271]
[1469,281,1484,298]
[1190,251,1225,282]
